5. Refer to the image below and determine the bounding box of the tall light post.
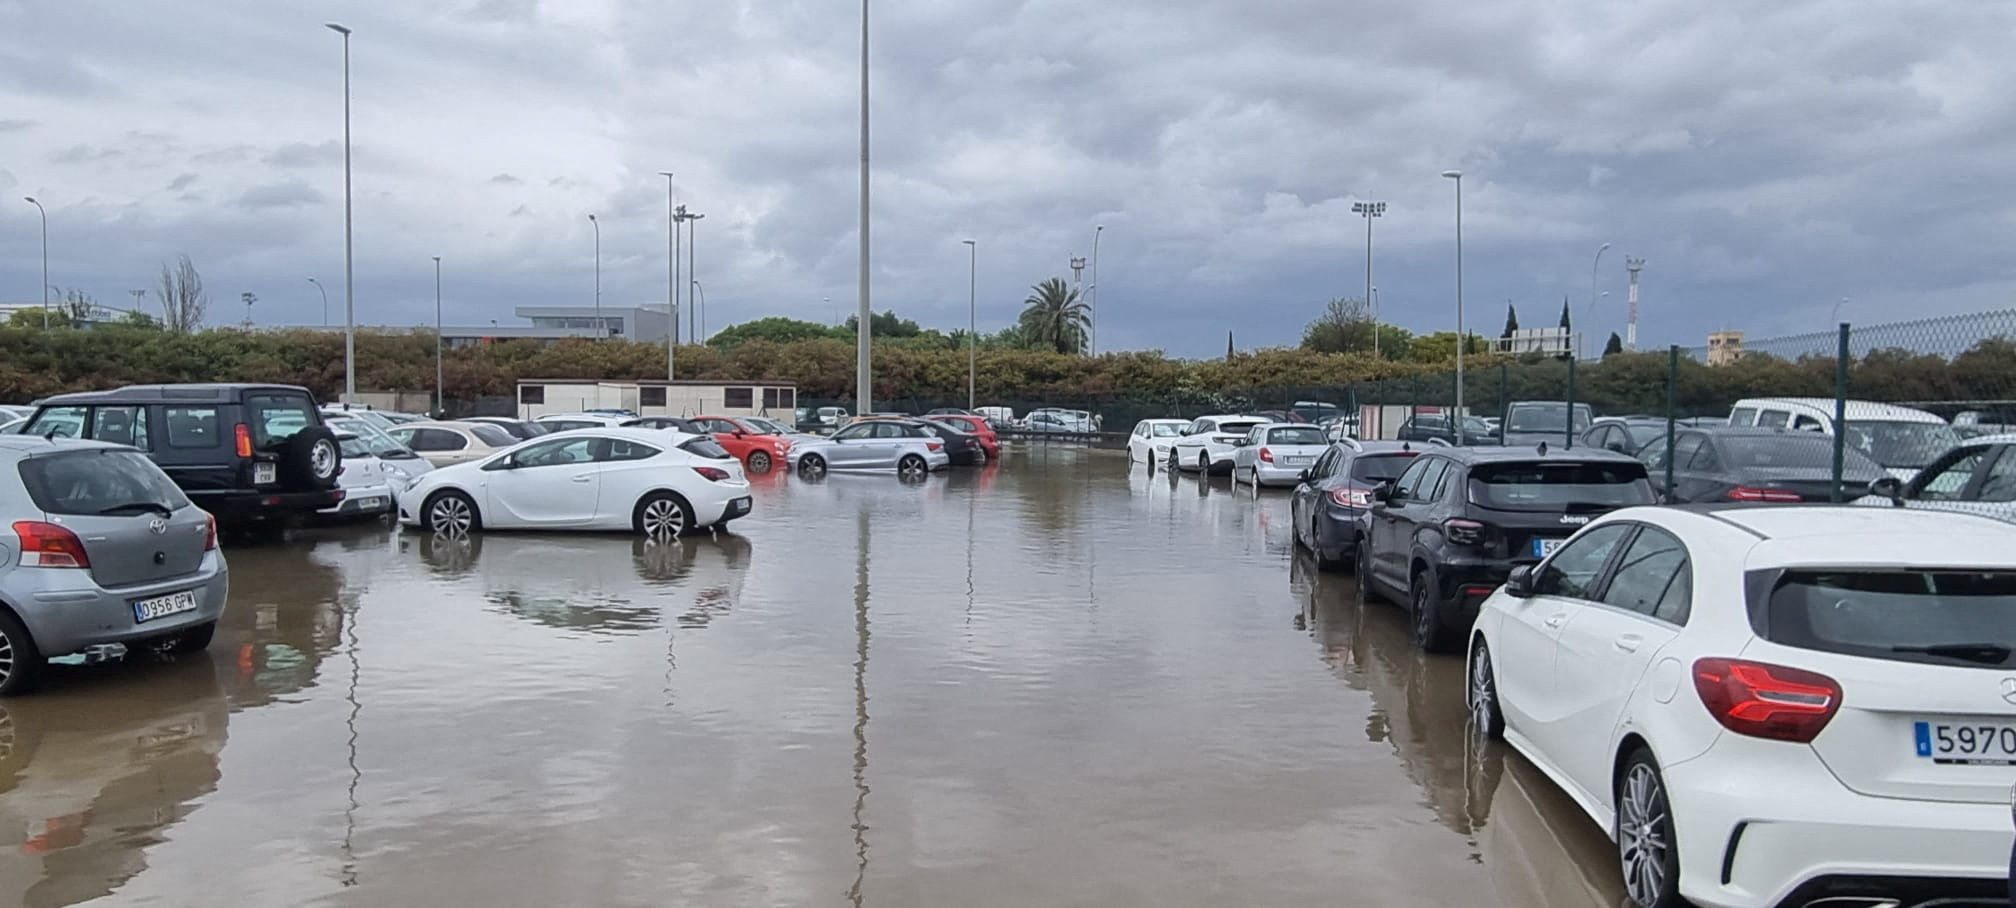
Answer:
[23,196,47,328]
[1832,296,1849,323]
[962,239,976,409]
[685,211,704,342]
[693,281,707,340]
[1089,225,1103,356]
[658,171,677,378]
[432,256,444,415]
[855,0,873,415]
[587,214,601,338]
[1352,200,1386,356]
[308,276,328,326]
[1441,170,1465,420]
[1585,242,1610,360]
[326,22,356,402]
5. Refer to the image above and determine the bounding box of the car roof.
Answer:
[396,420,489,432]
[1418,443,1643,464]
[0,435,133,460]
[1731,398,1945,422]
[1654,504,2016,570]
[1336,440,1419,455]
[37,383,315,405]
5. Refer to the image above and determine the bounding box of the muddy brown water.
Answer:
[0,447,1627,907]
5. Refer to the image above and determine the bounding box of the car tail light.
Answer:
[1444,518,1485,546]
[12,521,89,568]
[927,442,943,452]
[1692,658,1842,743]
[234,423,253,458]
[693,466,731,482]
[203,513,218,551]
[1727,486,1802,503]
[1259,446,1274,463]
[1330,486,1375,507]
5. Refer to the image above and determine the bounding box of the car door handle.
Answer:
[1614,634,1643,653]
[570,474,593,483]
[1543,612,1568,629]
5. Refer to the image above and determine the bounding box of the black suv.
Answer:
[22,384,344,525]
[1357,444,1654,652]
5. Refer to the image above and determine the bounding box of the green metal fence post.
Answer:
[1499,360,1509,446]
[1831,322,1850,502]
[1565,355,1578,448]
[1665,345,1678,500]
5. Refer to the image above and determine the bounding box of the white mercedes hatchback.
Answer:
[1467,504,2016,908]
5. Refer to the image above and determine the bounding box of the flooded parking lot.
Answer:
[3,447,1628,907]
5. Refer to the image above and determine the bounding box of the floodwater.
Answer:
[0,446,1628,907]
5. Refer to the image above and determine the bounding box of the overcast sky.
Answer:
[4,0,2014,356]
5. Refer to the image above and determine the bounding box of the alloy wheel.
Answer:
[800,455,827,477]
[641,497,687,536]
[428,495,473,534]
[1619,763,1671,906]
[898,456,927,480]
[1468,647,1497,732]
[0,629,14,690]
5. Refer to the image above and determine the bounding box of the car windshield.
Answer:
[680,437,732,459]
[1266,427,1327,445]
[1216,421,1262,436]
[1758,570,2016,669]
[1467,460,1654,511]
[747,417,792,434]
[1620,423,1666,446]
[1350,452,1417,481]
[327,417,414,457]
[1151,423,1186,437]
[1842,420,1962,469]
[468,425,518,447]
[338,436,375,458]
[1723,435,1882,472]
[18,448,191,515]
[1506,403,1594,434]
[1462,417,1492,433]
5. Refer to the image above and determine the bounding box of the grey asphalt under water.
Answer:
[0,446,1626,907]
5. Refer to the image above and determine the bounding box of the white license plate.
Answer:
[1532,538,1565,559]
[353,497,383,509]
[1282,456,1312,465]
[133,590,200,624]
[255,462,277,484]
[1914,720,2016,765]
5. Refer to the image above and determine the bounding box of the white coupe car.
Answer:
[1170,415,1266,475]
[1467,504,2016,908]
[398,427,751,536]
[1127,419,1192,469]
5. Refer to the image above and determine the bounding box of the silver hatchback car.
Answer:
[0,436,228,695]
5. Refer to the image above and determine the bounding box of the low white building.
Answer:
[516,379,798,423]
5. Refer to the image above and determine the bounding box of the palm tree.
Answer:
[1019,278,1090,354]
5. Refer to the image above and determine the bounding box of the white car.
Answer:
[319,433,396,518]
[1126,419,1191,469]
[1467,504,2016,908]
[322,410,435,489]
[1170,415,1266,475]
[398,427,751,535]
[1229,422,1331,487]
[534,412,630,432]
[1727,397,1959,481]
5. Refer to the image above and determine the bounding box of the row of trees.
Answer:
[1301,296,1628,362]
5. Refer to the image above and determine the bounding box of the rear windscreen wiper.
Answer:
[1891,643,2013,664]
[96,501,174,517]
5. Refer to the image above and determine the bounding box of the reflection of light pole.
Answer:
[24,197,47,328]
[1352,200,1386,356]
[1089,225,1103,356]
[308,276,328,326]
[855,0,873,416]
[659,171,676,378]
[1442,170,1465,419]
[847,507,872,908]
[326,22,355,402]
[433,256,444,415]
[962,239,977,409]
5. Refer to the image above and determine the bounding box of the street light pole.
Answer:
[856,0,873,416]
[587,214,600,338]
[1586,242,1610,360]
[1352,200,1386,356]
[23,197,47,329]
[658,171,676,379]
[962,239,976,409]
[693,281,707,340]
[1090,225,1103,356]
[686,211,704,342]
[433,256,444,415]
[308,277,328,326]
[1442,170,1465,421]
[326,23,355,403]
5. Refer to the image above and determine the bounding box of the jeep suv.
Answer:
[1357,444,1653,652]
[21,384,343,525]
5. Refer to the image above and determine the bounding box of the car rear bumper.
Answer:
[1665,748,2013,908]
[193,488,346,523]
[686,481,754,526]
[1314,505,1366,558]
[5,553,229,656]
[1252,463,1307,486]
[1428,559,1512,627]
[321,482,393,516]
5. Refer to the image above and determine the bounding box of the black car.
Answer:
[22,383,344,525]
[1290,440,1422,570]
[464,417,552,440]
[1396,413,1496,446]
[917,419,988,465]
[1358,444,1655,652]
[1637,426,1887,503]
[1579,418,1669,455]
[1500,401,1595,447]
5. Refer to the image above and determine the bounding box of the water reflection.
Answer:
[217,539,350,707]
[847,506,872,908]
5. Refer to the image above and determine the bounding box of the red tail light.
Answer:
[1693,658,1841,742]
[1259,446,1274,463]
[1727,486,1802,503]
[927,442,943,452]
[203,513,218,551]
[693,466,731,482]
[1330,486,1375,508]
[234,423,253,458]
[12,521,90,568]
[1443,518,1485,546]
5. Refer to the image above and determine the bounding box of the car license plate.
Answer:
[354,497,382,509]
[133,590,200,624]
[1282,456,1311,465]
[254,462,277,484]
[1532,537,1565,559]
[1914,721,2016,765]
[728,497,752,516]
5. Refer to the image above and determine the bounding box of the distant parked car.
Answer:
[0,404,33,423]
[1499,401,1595,447]
[1170,415,1267,475]
[1231,423,1331,488]
[927,407,976,417]
[398,428,750,536]
[320,432,397,519]
[621,416,702,433]
[1289,440,1421,570]
[0,416,22,435]
[928,414,1001,461]
[1639,427,1888,503]
[1024,409,1095,434]
[1727,397,1958,481]
[23,383,343,525]
[1861,433,2016,521]
[1397,413,1496,446]
[786,419,949,479]
[1580,417,1670,455]
[689,414,792,473]
[463,416,553,440]
[1127,418,1192,469]
[535,413,630,432]
[975,406,1016,432]
[387,420,519,468]
[908,419,987,466]
[321,410,434,493]
[0,436,226,695]
[813,406,852,429]
[740,415,827,450]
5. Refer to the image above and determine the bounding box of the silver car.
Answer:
[785,419,950,479]
[0,437,228,695]
[1230,423,1333,487]
[1859,433,2016,521]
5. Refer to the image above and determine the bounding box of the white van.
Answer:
[1726,397,1960,480]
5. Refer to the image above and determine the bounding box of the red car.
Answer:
[692,415,792,473]
[927,414,1001,460]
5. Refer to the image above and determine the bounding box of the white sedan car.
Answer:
[1170,415,1266,475]
[785,419,950,479]
[398,427,751,536]
[319,432,397,519]
[1126,419,1191,469]
[1229,422,1331,487]
[1467,504,2016,908]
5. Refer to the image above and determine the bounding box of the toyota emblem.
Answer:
[148,518,169,535]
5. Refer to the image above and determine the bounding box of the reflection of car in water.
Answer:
[404,531,755,636]
[0,655,228,907]
[207,538,349,708]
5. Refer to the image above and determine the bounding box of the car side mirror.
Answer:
[1298,468,1312,483]
[1869,476,1904,506]
[1505,566,1536,599]
[1369,481,1394,504]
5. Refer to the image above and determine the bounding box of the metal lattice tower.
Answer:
[1625,257,1645,350]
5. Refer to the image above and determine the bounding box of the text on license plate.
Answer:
[255,462,277,484]
[1532,538,1565,559]
[1282,456,1311,465]
[1914,721,2016,765]
[133,590,200,624]
[354,497,383,509]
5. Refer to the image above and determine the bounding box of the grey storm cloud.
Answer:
[168,173,199,191]
[0,118,32,132]
[3,0,2015,349]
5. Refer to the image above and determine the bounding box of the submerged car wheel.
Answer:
[1467,640,1505,740]
[1411,571,1457,653]
[747,450,773,473]
[1197,452,1210,474]
[634,491,694,537]
[424,491,479,535]
[0,609,44,697]
[798,453,827,478]
[1145,451,1155,471]
[897,454,928,481]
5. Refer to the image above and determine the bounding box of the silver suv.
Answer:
[0,436,229,695]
